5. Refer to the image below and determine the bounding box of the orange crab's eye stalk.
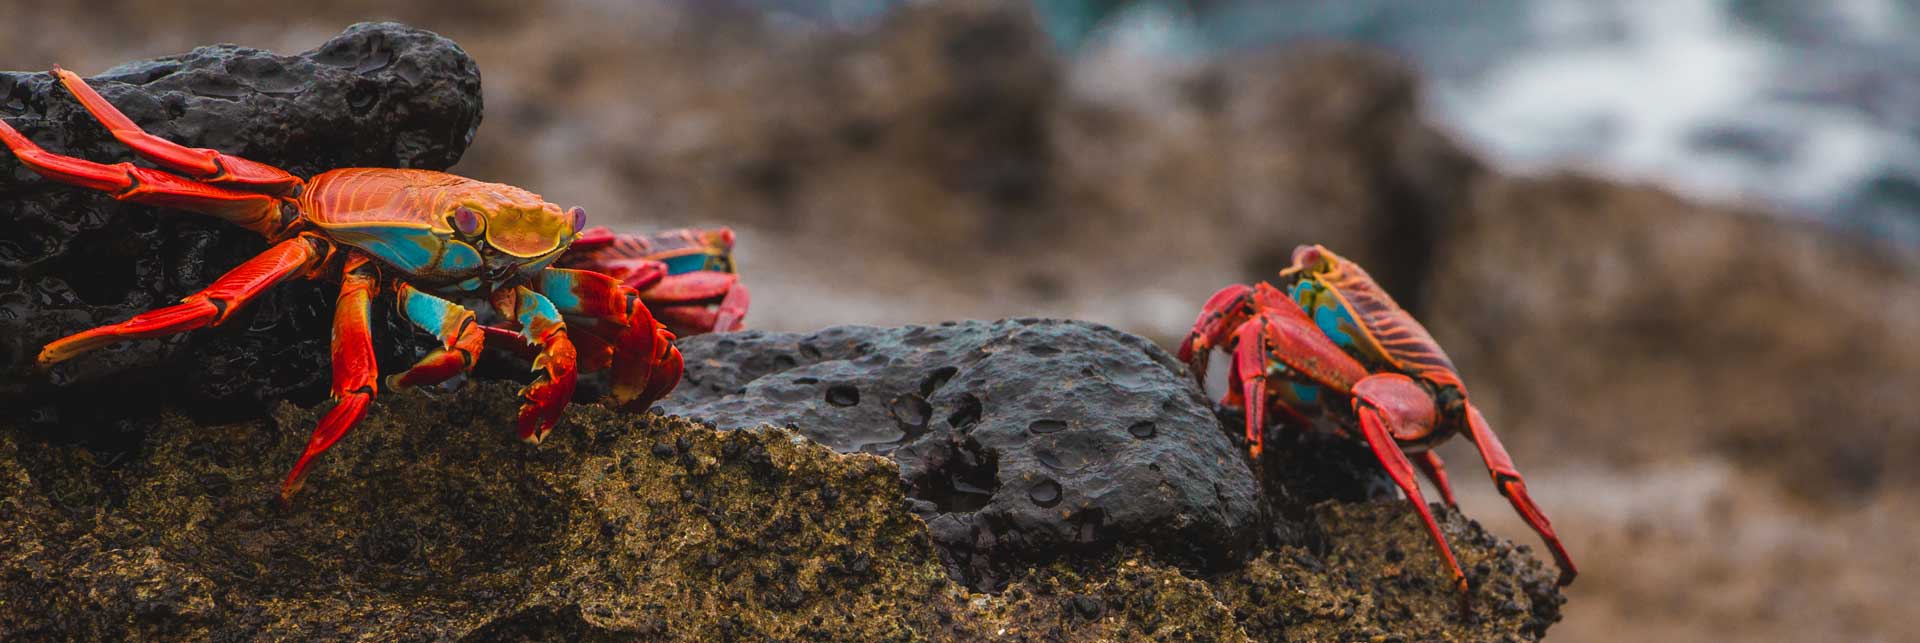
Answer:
[567,206,587,235]
[453,206,484,236]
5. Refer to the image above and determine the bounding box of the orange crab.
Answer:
[1,68,682,499]
[1179,245,1575,609]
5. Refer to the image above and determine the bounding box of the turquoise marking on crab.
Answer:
[327,225,442,275]
[534,270,584,313]
[661,252,712,275]
[516,288,564,329]
[400,283,461,332]
[1291,280,1359,351]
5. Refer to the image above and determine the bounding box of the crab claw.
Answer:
[1179,283,1255,388]
[515,321,577,444]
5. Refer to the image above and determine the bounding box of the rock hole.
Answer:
[1027,479,1061,508]
[907,439,998,514]
[919,366,957,396]
[1127,421,1156,439]
[1027,419,1066,435]
[346,82,378,115]
[824,384,860,407]
[887,393,932,431]
[946,394,981,431]
[1025,344,1060,356]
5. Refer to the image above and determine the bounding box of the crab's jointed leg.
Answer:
[50,67,302,195]
[492,285,578,444]
[1350,373,1469,610]
[1415,450,1458,507]
[1230,318,1272,457]
[281,257,380,500]
[1462,403,1578,586]
[38,234,325,365]
[531,268,682,410]
[0,117,288,237]
[387,282,484,390]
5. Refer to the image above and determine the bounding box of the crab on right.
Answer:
[557,226,751,337]
[1178,244,1576,609]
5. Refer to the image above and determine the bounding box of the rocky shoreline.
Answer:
[0,20,1572,642]
[0,377,1562,641]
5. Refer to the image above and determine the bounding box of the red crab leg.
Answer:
[593,258,668,291]
[0,117,288,237]
[1462,402,1577,586]
[386,282,484,390]
[480,324,539,359]
[643,272,751,334]
[492,285,578,444]
[1230,318,1271,458]
[1351,373,1469,612]
[38,234,324,365]
[712,278,750,332]
[1415,450,1458,506]
[51,67,302,195]
[531,268,681,411]
[281,257,380,500]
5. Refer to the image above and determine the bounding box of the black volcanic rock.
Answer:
[0,381,1563,640]
[658,319,1261,588]
[0,23,483,442]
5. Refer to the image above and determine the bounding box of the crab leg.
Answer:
[50,67,302,195]
[1415,451,1458,506]
[492,285,578,444]
[646,272,751,333]
[281,258,380,500]
[530,268,681,410]
[38,234,324,365]
[1462,403,1577,586]
[386,283,484,390]
[1230,319,1272,457]
[0,117,288,237]
[1351,374,1469,611]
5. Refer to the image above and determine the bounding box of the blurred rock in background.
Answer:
[4,1,1918,641]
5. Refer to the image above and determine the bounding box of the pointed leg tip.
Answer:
[278,477,304,505]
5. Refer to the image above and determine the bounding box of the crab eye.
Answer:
[453,207,483,235]
[566,206,587,235]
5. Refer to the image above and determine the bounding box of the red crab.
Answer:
[556,226,750,336]
[1178,245,1575,608]
[2,68,683,499]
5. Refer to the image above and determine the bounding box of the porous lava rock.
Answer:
[0,22,482,443]
[0,381,1563,641]
[658,319,1261,589]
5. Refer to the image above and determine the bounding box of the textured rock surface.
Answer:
[660,319,1261,589]
[0,381,1562,641]
[0,22,483,443]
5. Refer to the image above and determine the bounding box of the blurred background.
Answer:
[4,1,1917,641]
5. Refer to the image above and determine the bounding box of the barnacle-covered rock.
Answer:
[0,381,1562,641]
[660,319,1263,588]
[0,22,482,442]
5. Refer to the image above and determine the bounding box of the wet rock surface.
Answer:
[0,22,482,444]
[659,319,1261,589]
[0,381,1562,641]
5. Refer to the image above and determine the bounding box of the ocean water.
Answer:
[1053,0,1920,247]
